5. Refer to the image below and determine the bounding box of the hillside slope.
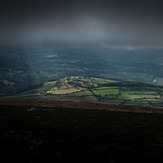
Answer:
[13,76,163,108]
[1,100,163,163]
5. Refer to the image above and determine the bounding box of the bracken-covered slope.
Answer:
[1,99,163,163]
[13,76,163,108]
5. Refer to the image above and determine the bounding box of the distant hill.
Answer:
[1,46,163,97]
[13,76,163,108]
[0,55,35,96]
[0,49,47,96]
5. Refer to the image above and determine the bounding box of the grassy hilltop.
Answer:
[13,76,163,108]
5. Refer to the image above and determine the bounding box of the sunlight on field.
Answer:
[12,76,163,107]
[74,90,93,96]
[47,87,83,94]
[92,87,119,97]
[120,91,160,100]
[45,76,118,95]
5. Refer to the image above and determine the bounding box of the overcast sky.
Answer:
[0,0,163,48]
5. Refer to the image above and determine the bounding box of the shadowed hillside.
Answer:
[0,98,163,163]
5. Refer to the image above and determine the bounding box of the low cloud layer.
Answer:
[0,0,163,48]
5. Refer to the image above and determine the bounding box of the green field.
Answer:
[91,85,163,107]
[91,87,119,97]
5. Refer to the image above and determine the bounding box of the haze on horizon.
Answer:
[0,0,163,48]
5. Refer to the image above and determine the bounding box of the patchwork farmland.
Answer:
[11,76,163,108]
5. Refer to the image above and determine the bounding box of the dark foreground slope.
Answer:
[0,99,163,163]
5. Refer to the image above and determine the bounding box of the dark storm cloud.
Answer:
[0,0,163,48]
